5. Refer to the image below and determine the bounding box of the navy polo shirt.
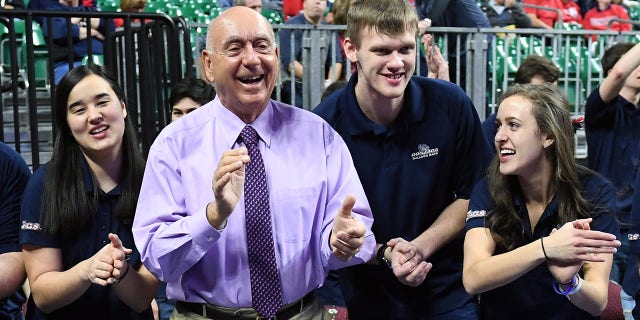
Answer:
[585,88,640,227]
[466,173,619,320]
[481,112,498,154]
[625,171,640,298]
[314,75,492,316]
[0,143,31,320]
[19,162,151,320]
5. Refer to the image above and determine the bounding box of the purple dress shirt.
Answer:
[133,97,376,308]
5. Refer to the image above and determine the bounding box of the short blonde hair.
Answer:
[347,0,418,49]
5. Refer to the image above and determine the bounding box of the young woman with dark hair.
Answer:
[20,64,158,320]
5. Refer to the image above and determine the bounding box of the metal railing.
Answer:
[2,9,640,166]
[520,3,564,29]
[0,9,192,167]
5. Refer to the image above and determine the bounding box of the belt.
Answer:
[178,293,315,320]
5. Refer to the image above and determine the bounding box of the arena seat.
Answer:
[22,22,48,89]
[601,280,624,320]
[262,9,283,25]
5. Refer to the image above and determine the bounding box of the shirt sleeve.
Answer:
[629,173,640,254]
[584,87,616,130]
[465,178,493,232]
[319,124,376,270]
[0,149,31,254]
[42,16,80,41]
[585,175,620,238]
[19,166,58,249]
[132,137,221,282]
[522,0,538,15]
[98,14,115,34]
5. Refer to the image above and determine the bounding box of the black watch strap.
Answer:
[376,244,392,269]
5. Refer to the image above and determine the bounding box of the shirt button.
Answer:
[207,236,213,241]
[102,240,107,244]
[102,226,107,230]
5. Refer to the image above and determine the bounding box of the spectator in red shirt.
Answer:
[561,0,583,24]
[283,0,303,21]
[523,0,563,29]
[583,0,631,37]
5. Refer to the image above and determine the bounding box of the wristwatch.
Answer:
[376,244,392,269]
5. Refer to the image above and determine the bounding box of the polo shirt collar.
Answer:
[80,157,122,196]
[513,188,559,238]
[342,73,425,137]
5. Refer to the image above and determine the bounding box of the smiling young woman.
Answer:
[463,84,621,320]
[19,65,159,320]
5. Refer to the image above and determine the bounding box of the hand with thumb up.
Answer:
[330,194,367,261]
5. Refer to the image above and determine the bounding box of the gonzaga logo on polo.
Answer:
[21,220,41,230]
[411,144,439,160]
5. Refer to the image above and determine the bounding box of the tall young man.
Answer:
[313,0,492,318]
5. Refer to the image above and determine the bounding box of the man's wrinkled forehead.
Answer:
[220,32,275,47]
[212,16,274,45]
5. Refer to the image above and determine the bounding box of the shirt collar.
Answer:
[341,73,425,137]
[80,157,121,196]
[513,189,559,237]
[213,96,274,149]
[490,1,506,14]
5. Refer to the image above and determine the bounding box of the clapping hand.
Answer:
[544,218,619,262]
[421,34,449,80]
[107,233,132,283]
[210,147,250,223]
[387,238,432,287]
[86,233,132,286]
[545,219,620,283]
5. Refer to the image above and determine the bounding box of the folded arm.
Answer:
[463,227,546,294]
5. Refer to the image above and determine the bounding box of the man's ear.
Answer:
[201,50,215,83]
[343,37,358,64]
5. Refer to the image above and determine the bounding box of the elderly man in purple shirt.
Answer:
[132,6,376,320]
